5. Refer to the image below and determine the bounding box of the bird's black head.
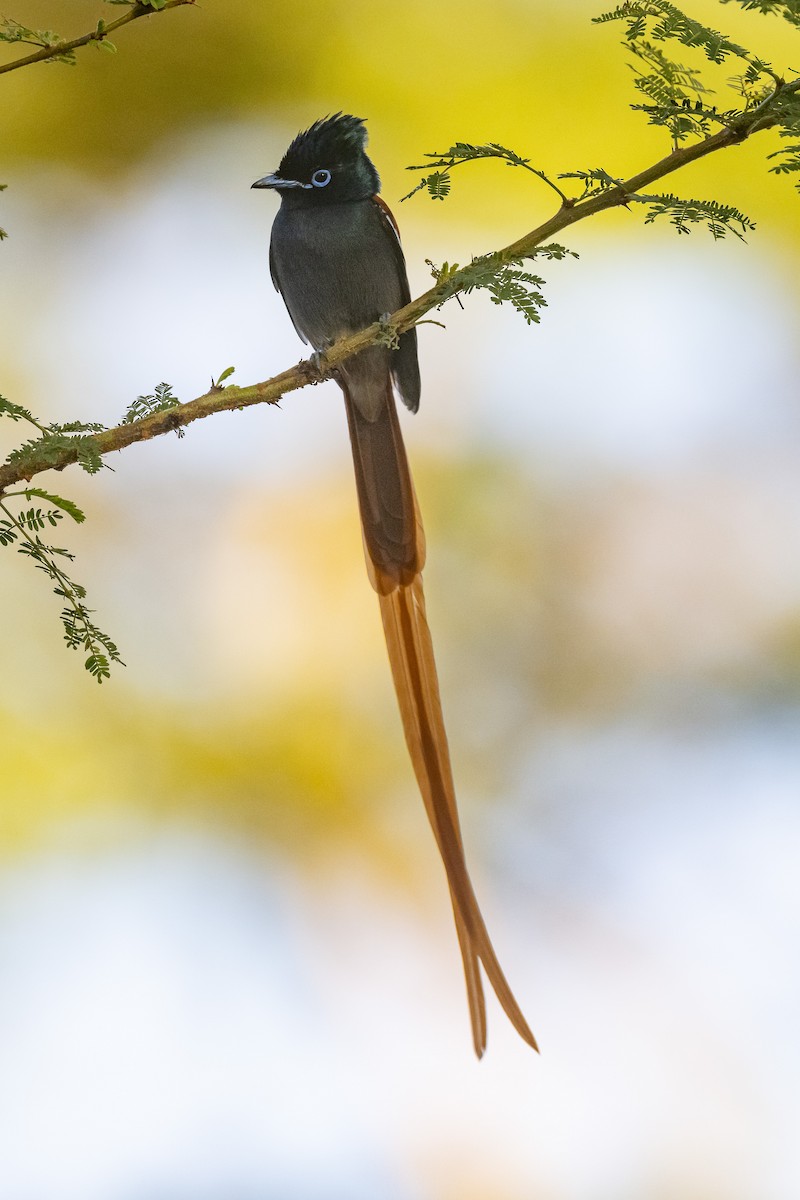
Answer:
[252,113,380,207]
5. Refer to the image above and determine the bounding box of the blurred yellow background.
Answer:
[2,2,799,1197]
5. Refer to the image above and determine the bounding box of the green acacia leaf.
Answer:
[719,0,800,31]
[0,396,36,423]
[426,172,452,200]
[23,489,86,523]
[122,381,180,425]
[632,190,756,238]
[85,653,112,681]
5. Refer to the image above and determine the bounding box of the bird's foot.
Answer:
[300,349,330,383]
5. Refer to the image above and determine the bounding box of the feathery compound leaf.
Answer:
[767,134,800,187]
[427,171,451,200]
[60,598,123,680]
[0,520,17,546]
[765,92,800,189]
[593,0,779,142]
[0,396,39,423]
[559,167,625,197]
[482,266,548,324]
[21,488,86,523]
[18,506,63,532]
[719,0,800,31]
[426,246,579,324]
[402,141,564,203]
[629,37,714,96]
[626,36,723,139]
[4,425,108,477]
[122,381,181,428]
[594,1,753,62]
[631,97,721,141]
[0,496,123,682]
[533,243,581,260]
[407,142,532,171]
[632,191,756,237]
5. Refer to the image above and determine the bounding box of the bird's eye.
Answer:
[311,169,332,188]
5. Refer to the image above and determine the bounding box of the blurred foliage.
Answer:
[3,448,800,860]
[0,692,402,858]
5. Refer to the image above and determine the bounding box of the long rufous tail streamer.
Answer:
[344,380,537,1057]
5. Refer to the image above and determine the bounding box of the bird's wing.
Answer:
[370,196,420,414]
[269,236,308,345]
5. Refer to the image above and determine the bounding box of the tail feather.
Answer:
[377,573,537,1055]
[344,381,537,1056]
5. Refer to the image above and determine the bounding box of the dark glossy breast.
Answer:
[270,199,406,351]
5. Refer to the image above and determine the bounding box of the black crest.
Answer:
[277,113,381,200]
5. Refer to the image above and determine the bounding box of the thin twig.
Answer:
[0,0,195,76]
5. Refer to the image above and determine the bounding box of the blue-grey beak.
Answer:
[251,173,310,190]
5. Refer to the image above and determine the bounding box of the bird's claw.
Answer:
[301,349,330,383]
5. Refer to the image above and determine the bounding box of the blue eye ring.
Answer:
[311,169,331,188]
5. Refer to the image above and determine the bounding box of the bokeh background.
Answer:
[2,1,799,1197]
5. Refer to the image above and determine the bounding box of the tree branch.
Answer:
[0,0,195,76]
[1,77,797,497]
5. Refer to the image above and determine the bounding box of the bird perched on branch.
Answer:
[253,113,536,1057]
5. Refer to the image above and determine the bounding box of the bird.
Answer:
[252,113,536,1057]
